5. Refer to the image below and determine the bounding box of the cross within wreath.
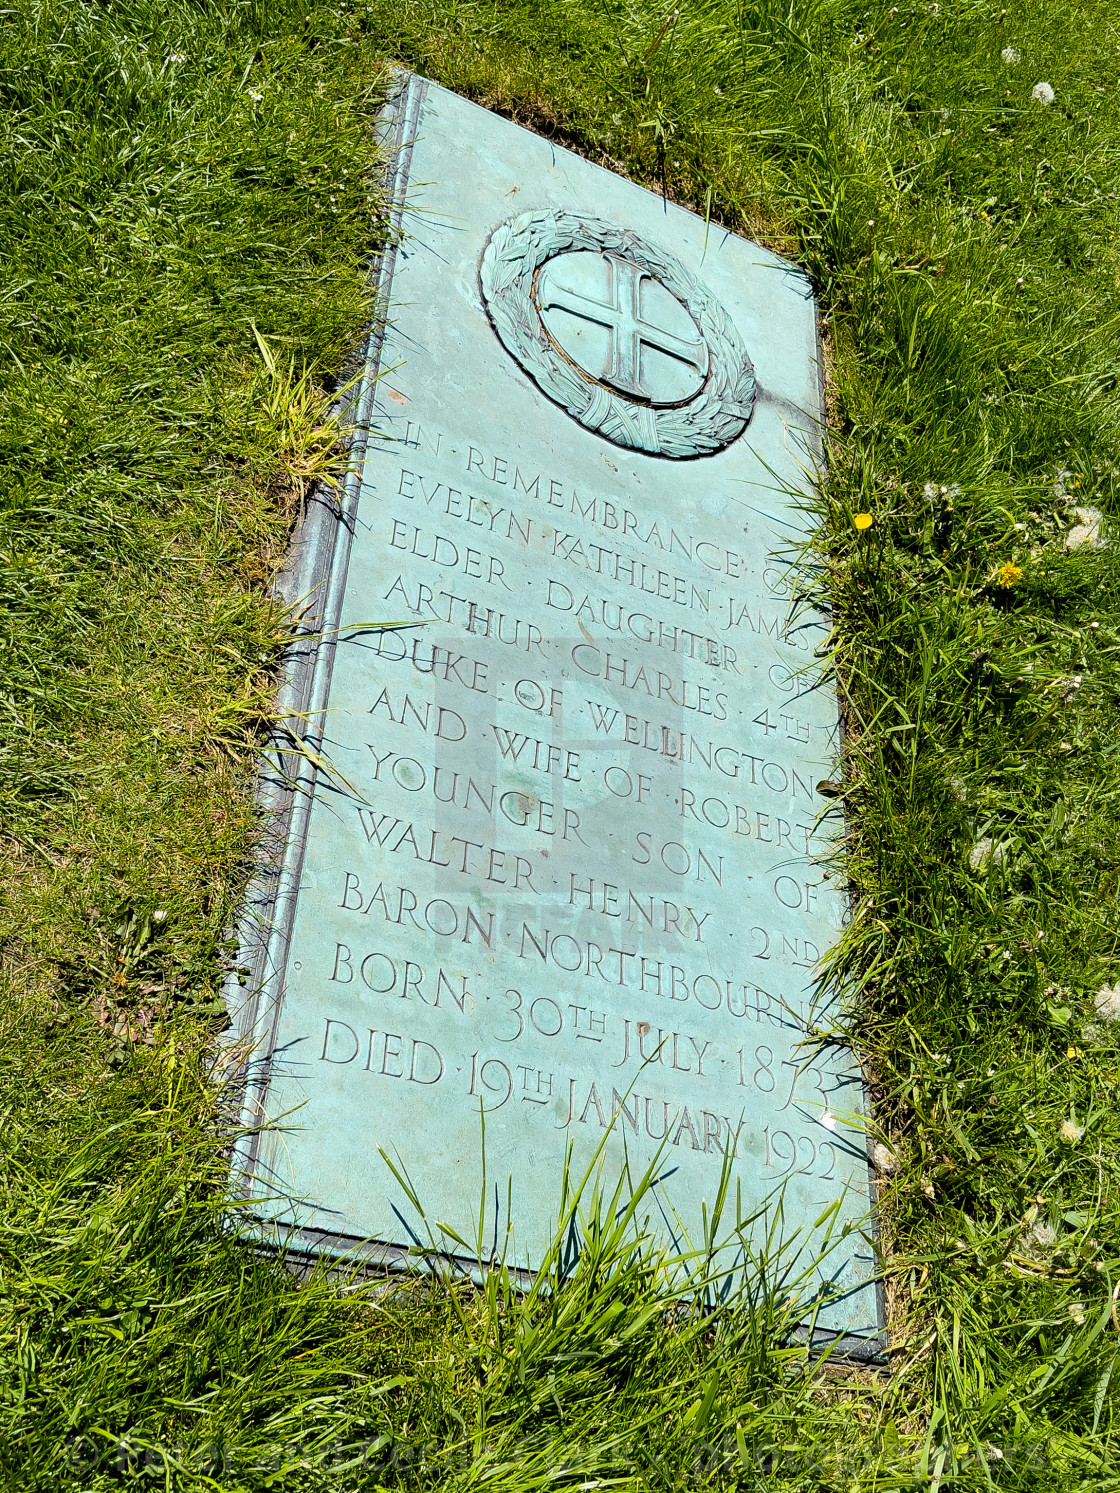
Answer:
[535,254,709,404]
[480,210,756,460]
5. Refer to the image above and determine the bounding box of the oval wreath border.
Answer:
[479,210,756,460]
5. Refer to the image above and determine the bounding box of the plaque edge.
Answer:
[220,69,428,1202]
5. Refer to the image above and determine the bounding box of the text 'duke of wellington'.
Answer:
[226,72,884,1357]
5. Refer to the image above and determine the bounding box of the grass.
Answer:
[3,0,1120,1485]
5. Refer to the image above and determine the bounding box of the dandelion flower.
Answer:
[994,560,1023,587]
[854,512,873,530]
[923,481,938,501]
[1031,81,1055,105]
[1053,467,1071,498]
[1066,505,1103,551]
[970,836,1005,871]
[873,1142,898,1175]
[1060,1118,1084,1143]
[1001,45,1020,64]
[1094,983,1120,1023]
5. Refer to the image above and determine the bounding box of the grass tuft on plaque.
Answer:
[4,0,1120,1484]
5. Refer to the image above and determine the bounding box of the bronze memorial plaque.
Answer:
[226,73,884,1356]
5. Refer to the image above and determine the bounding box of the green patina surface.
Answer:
[232,77,879,1345]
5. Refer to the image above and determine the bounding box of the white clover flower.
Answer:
[1066,505,1104,551]
[1060,1119,1084,1143]
[1031,81,1055,105]
[1001,46,1020,64]
[1069,1301,1086,1325]
[873,1142,898,1175]
[1021,1219,1056,1259]
[1094,983,1120,1023]
[1057,674,1082,703]
[970,836,1005,871]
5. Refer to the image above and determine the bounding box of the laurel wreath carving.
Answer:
[479,211,755,460]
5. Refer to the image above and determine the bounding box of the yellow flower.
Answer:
[853,512,873,530]
[995,560,1023,588]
